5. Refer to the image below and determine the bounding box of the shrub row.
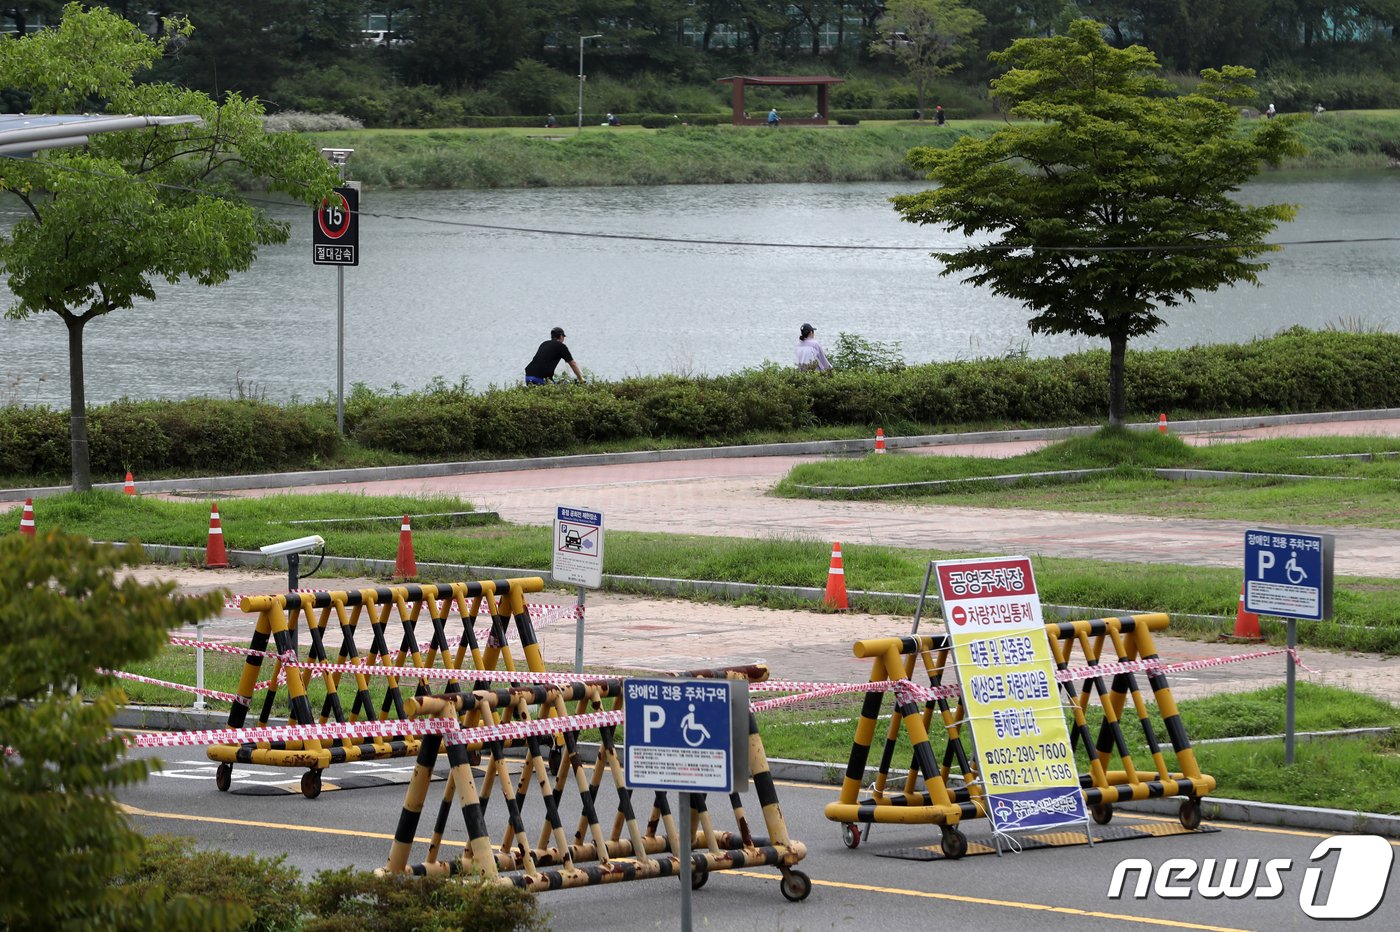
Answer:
[340,329,1400,457]
[117,835,543,932]
[0,399,341,479]
[5,330,1397,476]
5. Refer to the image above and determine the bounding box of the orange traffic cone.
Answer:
[123,471,135,495]
[1157,413,1168,434]
[824,541,849,610]
[204,501,229,568]
[1221,583,1263,641]
[395,515,417,578]
[874,428,887,454]
[19,497,36,537]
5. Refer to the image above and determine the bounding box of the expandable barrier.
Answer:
[382,666,812,901]
[207,578,546,798]
[824,613,1215,856]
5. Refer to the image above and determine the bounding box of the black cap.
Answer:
[800,323,815,337]
[551,326,566,339]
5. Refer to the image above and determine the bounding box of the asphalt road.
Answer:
[120,743,1400,931]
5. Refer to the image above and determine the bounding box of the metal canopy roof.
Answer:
[0,113,203,155]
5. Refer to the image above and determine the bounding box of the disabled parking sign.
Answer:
[1244,528,1334,621]
[623,678,749,794]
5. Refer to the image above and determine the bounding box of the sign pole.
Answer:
[574,585,586,674]
[336,264,345,433]
[679,791,693,932]
[193,618,206,711]
[1285,619,1297,765]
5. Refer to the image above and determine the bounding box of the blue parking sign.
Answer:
[1244,528,1334,621]
[623,678,749,794]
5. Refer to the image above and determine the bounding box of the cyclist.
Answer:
[525,326,585,386]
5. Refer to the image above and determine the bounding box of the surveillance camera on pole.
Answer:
[260,535,326,591]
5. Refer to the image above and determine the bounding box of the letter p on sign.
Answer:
[1257,551,1275,576]
[644,706,665,742]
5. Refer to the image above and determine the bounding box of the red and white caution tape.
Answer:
[128,715,463,750]
[99,668,248,706]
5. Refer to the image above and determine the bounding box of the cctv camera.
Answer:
[259,535,325,558]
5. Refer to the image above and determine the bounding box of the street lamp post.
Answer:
[577,34,602,132]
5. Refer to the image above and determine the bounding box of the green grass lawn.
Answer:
[778,431,1400,527]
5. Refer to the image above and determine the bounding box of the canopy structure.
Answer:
[0,113,202,156]
[716,76,845,126]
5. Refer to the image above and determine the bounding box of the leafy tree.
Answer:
[871,0,986,117]
[893,19,1304,426]
[0,531,240,929]
[398,0,539,89]
[0,4,338,491]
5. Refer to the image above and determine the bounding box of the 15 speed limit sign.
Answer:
[312,185,359,266]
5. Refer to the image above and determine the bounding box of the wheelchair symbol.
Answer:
[1285,551,1307,585]
[681,703,710,747]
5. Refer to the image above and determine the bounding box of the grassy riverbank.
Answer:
[304,111,1400,189]
[25,489,1400,653]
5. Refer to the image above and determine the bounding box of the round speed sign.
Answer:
[317,191,353,239]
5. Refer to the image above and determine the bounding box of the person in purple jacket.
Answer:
[795,323,832,372]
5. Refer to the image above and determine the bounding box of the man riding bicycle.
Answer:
[525,327,585,385]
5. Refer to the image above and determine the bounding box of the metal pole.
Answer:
[1285,619,1297,765]
[910,560,935,635]
[193,618,206,711]
[574,586,586,674]
[336,264,345,433]
[679,792,693,932]
[577,34,601,133]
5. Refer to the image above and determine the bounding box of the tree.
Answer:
[0,4,338,491]
[871,0,986,117]
[0,532,242,928]
[893,19,1304,427]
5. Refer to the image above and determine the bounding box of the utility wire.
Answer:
[5,151,1400,253]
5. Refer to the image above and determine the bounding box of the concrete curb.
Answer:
[8,407,1399,502]
[113,708,1400,838]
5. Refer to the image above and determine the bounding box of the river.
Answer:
[2,172,1397,407]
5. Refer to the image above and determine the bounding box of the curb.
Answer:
[8,407,1399,502]
[113,707,1400,838]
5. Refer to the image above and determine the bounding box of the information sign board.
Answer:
[1244,528,1334,621]
[623,678,749,794]
[552,505,604,588]
[937,555,1087,835]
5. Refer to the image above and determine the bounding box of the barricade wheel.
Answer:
[691,864,709,890]
[780,869,812,902]
[1091,803,1114,825]
[215,762,232,793]
[940,826,969,860]
[301,769,323,800]
[842,823,861,849]
[1179,798,1202,830]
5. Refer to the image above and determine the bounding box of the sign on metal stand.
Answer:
[936,555,1091,851]
[312,157,358,434]
[553,505,604,673]
[624,677,750,932]
[1244,528,1335,764]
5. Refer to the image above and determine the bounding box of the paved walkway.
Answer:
[231,416,1400,577]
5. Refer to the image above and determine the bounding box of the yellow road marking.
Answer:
[728,870,1256,932]
[119,804,464,848]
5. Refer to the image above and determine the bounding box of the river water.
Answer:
[1,172,1397,407]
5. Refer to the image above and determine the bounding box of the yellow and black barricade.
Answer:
[382,665,812,901]
[207,578,545,797]
[825,614,1214,855]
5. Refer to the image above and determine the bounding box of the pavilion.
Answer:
[716,76,845,126]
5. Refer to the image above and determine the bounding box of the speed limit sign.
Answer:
[312,184,359,266]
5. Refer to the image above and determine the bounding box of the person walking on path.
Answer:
[935,104,946,126]
[525,327,585,385]
[795,323,832,372]
[767,108,780,127]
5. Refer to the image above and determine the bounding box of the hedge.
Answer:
[4,329,1398,477]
